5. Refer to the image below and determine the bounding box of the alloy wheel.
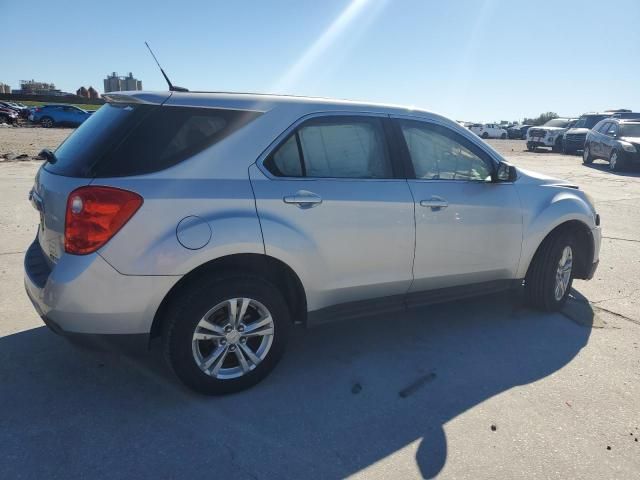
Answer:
[191,298,275,380]
[554,246,573,301]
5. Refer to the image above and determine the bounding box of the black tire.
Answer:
[162,275,291,395]
[527,142,536,152]
[582,144,593,164]
[482,132,489,139]
[500,133,507,139]
[40,116,54,128]
[609,149,625,172]
[525,231,577,311]
[552,137,563,153]
[562,143,575,155]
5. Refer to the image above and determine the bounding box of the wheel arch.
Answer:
[522,219,594,281]
[150,253,307,340]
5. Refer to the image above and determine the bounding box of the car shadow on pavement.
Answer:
[583,162,640,176]
[0,292,593,479]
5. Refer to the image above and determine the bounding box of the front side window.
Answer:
[264,116,393,179]
[399,121,493,181]
[598,122,612,133]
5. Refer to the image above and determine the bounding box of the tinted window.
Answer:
[46,103,260,177]
[598,122,612,133]
[620,124,640,137]
[264,135,303,177]
[399,121,493,181]
[607,123,618,136]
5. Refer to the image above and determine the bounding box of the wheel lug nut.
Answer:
[229,345,236,351]
[220,339,227,345]
[240,337,247,344]
[238,325,245,332]
[224,325,232,333]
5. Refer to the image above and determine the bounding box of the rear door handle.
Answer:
[420,196,448,210]
[283,191,322,208]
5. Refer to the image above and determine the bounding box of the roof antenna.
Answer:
[144,41,189,92]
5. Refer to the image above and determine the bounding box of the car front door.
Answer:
[592,122,610,159]
[603,122,619,159]
[391,117,523,297]
[250,114,416,314]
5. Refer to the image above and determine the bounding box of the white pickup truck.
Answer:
[469,123,508,139]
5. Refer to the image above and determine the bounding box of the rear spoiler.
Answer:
[102,91,172,105]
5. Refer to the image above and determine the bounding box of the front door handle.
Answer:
[420,196,448,210]
[283,191,322,208]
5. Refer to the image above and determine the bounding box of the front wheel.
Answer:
[482,132,489,139]
[163,275,290,395]
[525,231,576,311]
[609,150,625,171]
[582,145,593,164]
[40,116,54,128]
[527,142,536,152]
[500,133,507,139]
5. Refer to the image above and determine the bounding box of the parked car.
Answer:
[25,91,601,394]
[583,118,640,171]
[609,112,640,119]
[28,104,93,128]
[0,106,19,124]
[0,101,30,119]
[469,123,508,139]
[526,118,576,152]
[562,113,611,154]
[507,124,531,139]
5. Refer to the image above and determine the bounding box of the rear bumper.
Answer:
[24,238,179,335]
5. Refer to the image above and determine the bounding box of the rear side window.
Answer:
[264,116,393,179]
[47,103,260,177]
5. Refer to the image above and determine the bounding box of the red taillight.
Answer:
[65,186,143,255]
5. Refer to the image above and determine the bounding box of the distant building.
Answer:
[103,72,143,93]
[0,83,10,94]
[15,79,61,95]
[87,86,99,99]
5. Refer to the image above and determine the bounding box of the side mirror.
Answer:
[495,161,517,182]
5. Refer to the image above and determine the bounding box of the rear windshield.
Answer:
[620,124,640,137]
[45,103,261,177]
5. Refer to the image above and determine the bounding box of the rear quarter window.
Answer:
[46,104,261,178]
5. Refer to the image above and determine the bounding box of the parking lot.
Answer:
[0,129,639,479]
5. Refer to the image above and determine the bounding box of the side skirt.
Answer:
[306,279,522,327]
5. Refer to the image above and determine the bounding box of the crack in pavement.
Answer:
[591,304,640,326]
[0,251,25,256]
[602,236,640,244]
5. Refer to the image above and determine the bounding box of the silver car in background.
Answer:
[24,91,601,394]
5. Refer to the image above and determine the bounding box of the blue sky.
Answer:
[3,0,639,122]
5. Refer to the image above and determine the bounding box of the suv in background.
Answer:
[28,104,93,128]
[24,91,601,394]
[583,118,640,171]
[468,123,508,139]
[526,118,576,152]
[563,113,611,155]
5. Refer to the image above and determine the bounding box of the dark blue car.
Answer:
[29,104,93,128]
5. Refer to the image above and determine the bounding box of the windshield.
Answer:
[573,115,607,129]
[621,124,640,137]
[544,119,571,128]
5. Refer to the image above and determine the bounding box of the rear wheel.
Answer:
[527,142,536,152]
[40,116,53,128]
[582,144,593,164]
[525,231,576,311]
[482,132,489,139]
[163,275,290,395]
[500,133,507,139]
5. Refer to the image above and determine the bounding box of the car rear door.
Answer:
[391,116,523,297]
[250,113,415,313]
[592,122,610,158]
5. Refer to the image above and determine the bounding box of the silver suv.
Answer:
[25,91,601,394]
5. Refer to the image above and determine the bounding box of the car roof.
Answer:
[103,90,447,119]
